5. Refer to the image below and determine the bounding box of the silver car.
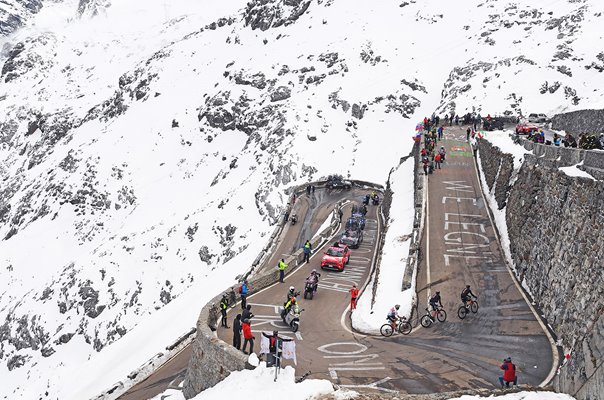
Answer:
[528,113,548,123]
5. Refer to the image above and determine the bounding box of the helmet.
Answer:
[504,357,512,362]
[289,286,294,291]
[395,304,400,309]
[466,284,470,288]
[436,291,440,295]
[312,269,317,273]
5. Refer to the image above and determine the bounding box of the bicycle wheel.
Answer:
[471,301,479,313]
[437,309,447,322]
[399,321,412,335]
[420,315,433,328]
[457,306,468,320]
[380,324,394,337]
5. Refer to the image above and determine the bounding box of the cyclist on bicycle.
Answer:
[387,304,401,330]
[429,291,443,319]
[461,285,476,308]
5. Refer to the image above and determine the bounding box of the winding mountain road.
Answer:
[120,125,556,399]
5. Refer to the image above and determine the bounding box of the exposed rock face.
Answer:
[0,0,43,36]
[477,138,604,400]
[551,109,604,135]
[243,0,311,31]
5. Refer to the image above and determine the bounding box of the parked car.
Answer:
[340,229,363,249]
[320,244,351,271]
[326,175,352,190]
[528,113,548,123]
[515,122,539,135]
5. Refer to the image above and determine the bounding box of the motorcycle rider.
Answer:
[429,291,443,319]
[291,213,298,225]
[461,285,477,308]
[387,304,401,331]
[306,269,321,293]
[283,295,298,318]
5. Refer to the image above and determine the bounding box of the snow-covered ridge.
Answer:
[0,0,603,398]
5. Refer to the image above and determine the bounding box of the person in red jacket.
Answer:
[349,284,359,310]
[499,357,517,388]
[241,319,255,355]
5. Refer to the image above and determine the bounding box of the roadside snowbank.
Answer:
[150,362,344,400]
[351,156,417,334]
[559,163,596,181]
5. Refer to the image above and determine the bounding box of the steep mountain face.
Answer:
[0,0,602,399]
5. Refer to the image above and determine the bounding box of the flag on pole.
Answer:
[282,340,297,365]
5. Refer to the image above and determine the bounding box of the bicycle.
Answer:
[380,316,412,336]
[457,297,479,319]
[420,307,447,328]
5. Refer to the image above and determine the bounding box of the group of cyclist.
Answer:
[387,284,477,331]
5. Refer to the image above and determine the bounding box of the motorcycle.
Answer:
[279,303,304,332]
[291,214,298,225]
[303,279,318,300]
[372,195,379,205]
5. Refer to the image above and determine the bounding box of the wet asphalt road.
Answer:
[120,126,555,398]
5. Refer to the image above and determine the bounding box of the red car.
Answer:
[320,244,351,271]
[515,122,539,135]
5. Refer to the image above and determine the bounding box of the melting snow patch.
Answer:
[559,163,596,181]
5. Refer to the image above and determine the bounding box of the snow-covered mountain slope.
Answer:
[0,0,603,399]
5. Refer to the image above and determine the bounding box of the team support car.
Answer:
[515,122,539,135]
[320,244,351,271]
[340,229,363,249]
[528,113,548,123]
[326,174,352,190]
[345,217,364,231]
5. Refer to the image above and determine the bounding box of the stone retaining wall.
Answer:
[476,138,604,400]
[551,109,604,135]
[182,180,385,399]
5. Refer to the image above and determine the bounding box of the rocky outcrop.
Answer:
[477,138,604,400]
[551,109,604,135]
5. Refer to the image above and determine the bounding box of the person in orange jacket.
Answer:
[349,284,359,310]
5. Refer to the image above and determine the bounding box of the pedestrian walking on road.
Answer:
[233,314,242,350]
[239,280,249,309]
[303,240,312,263]
[242,304,254,322]
[349,284,359,310]
[499,357,518,388]
[241,319,255,355]
[278,259,288,283]
[220,294,229,328]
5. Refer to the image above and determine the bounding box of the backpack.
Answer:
[238,284,243,294]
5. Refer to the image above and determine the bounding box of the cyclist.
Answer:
[429,291,443,319]
[461,285,477,308]
[387,304,401,331]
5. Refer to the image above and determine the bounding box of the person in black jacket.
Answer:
[242,304,254,322]
[220,294,229,328]
[232,314,242,350]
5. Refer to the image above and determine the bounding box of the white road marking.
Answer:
[340,377,398,393]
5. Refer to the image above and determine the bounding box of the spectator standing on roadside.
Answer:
[278,259,288,283]
[241,318,255,354]
[349,284,359,310]
[437,126,443,141]
[220,294,229,328]
[466,127,471,141]
[240,280,249,309]
[434,152,442,169]
[422,156,429,175]
[262,330,293,368]
[233,314,242,350]
[499,357,518,388]
[242,304,254,322]
[338,208,343,222]
[303,240,312,263]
